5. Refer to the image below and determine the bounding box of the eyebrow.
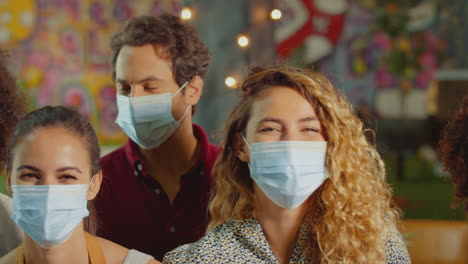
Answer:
[116,76,162,84]
[16,165,41,172]
[56,167,82,174]
[298,116,319,122]
[16,165,82,174]
[257,116,319,125]
[257,117,282,125]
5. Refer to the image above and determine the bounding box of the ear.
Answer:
[184,76,203,106]
[87,171,102,200]
[234,133,250,163]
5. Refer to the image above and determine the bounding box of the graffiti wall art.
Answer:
[0,0,182,144]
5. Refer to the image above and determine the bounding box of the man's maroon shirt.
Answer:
[95,124,220,260]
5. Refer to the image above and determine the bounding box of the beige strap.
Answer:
[14,233,106,264]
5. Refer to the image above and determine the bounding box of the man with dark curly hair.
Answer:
[0,49,26,256]
[95,14,220,260]
[439,96,468,216]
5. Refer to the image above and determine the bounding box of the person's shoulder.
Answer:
[0,247,19,264]
[126,249,160,264]
[95,236,129,264]
[0,194,23,256]
[384,224,411,264]
[96,236,160,264]
[162,239,215,264]
[0,193,12,214]
[0,193,10,202]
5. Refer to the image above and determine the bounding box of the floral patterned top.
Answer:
[163,218,411,264]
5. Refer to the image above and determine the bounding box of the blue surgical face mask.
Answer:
[115,82,190,150]
[242,136,328,209]
[11,181,92,248]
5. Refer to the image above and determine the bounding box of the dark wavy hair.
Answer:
[439,96,468,210]
[0,49,26,170]
[110,14,211,114]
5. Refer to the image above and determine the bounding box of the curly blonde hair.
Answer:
[208,66,400,263]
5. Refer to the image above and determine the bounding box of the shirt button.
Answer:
[137,163,143,171]
[154,188,161,195]
[169,226,176,233]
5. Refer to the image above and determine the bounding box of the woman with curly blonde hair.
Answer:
[163,66,410,264]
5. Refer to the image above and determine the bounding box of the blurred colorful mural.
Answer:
[1,0,466,143]
[275,0,449,119]
[0,0,182,145]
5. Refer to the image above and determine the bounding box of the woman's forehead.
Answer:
[12,127,91,171]
[249,87,318,121]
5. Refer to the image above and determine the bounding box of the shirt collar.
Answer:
[123,123,213,178]
[229,217,313,262]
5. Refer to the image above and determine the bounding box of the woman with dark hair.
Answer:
[164,66,410,264]
[0,49,27,256]
[0,106,159,263]
[439,96,468,216]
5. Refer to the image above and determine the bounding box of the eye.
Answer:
[303,127,320,133]
[143,86,158,90]
[59,174,78,182]
[117,85,131,95]
[20,173,39,180]
[258,127,281,133]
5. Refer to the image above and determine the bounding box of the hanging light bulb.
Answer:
[180,7,193,20]
[225,76,238,88]
[270,9,282,20]
[237,34,249,48]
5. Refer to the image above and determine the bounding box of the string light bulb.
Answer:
[225,76,238,88]
[237,34,249,48]
[180,7,193,20]
[270,9,282,20]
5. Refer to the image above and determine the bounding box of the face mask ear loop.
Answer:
[241,134,252,170]
[177,105,191,123]
[173,81,191,123]
[241,134,251,150]
[89,174,95,187]
[172,81,189,97]
[86,175,97,199]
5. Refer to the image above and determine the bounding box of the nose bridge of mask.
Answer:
[12,184,89,210]
[123,93,172,125]
[251,140,327,153]
[116,82,188,124]
[250,141,327,172]
[131,81,189,124]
